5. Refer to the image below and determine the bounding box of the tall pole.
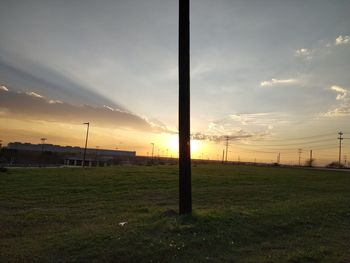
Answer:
[225,136,229,163]
[338,131,343,165]
[40,138,47,167]
[298,148,302,166]
[40,138,47,153]
[151,143,154,159]
[179,0,192,215]
[83,122,90,167]
[309,150,313,167]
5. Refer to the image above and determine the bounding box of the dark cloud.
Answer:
[0,89,169,133]
[0,58,123,108]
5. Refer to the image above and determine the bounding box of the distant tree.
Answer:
[326,162,345,168]
[305,158,316,167]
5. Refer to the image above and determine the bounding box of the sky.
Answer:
[1,0,350,165]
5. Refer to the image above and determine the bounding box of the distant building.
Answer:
[64,156,113,167]
[7,142,136,157]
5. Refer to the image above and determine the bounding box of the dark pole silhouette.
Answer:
[338,131,343,165]
[82,122,90,167]
[179,0,192,214]
[151,143,154,159]
[40,138,47,153]
[40,138,47,167]
[309,150,313,167]
[225,136,229,163]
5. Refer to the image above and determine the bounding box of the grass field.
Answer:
[1,164,349,262]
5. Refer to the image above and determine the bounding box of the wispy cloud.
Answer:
[0,85,9,91]
[330,85,348,101]
[25,91,43,98]
[48,99,63,104]
[191,130,269,143]
[0,89,170,133]
[323,106,350,117]
[190,112,292,143]
[335,35,350,46]
[260,78,297,87]
[295,48,312,60]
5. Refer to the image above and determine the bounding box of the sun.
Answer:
[168,135,202,156]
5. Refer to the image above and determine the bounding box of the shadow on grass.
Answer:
[38,209,345,263]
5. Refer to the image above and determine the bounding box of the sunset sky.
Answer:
[1,0,350,165]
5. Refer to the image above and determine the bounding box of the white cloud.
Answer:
[48,99,63,104]
[335,35,350,45]
[26,91,43,98]
[260,78,297,87]
[330,85,348,101]
[295,48,312,60]
[323,106,350,117]
[103,105,115,111]
[0,85,9,91]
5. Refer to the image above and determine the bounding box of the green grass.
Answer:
[1,164,350,262]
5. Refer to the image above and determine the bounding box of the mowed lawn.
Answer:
[0,165,349,263]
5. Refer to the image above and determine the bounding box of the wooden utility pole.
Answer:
[179,0,192,214]
[225,136,229,163]
[309,150,313,167]
[298,148,302,166]
[338,131,343,165]
[82,122,89,167]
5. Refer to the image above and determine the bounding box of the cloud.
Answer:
[48,99,63,104]
[335,35,350,46]
[25,91,43,98]
[295,48,312,60]
[191,131,266,142]
[330,85,348,101]
[190,112,290,143]
[0,89,170,133]
[323,106,350,117]
[103,105,115,111]
[260,78,297,87]
[0,85,9,91]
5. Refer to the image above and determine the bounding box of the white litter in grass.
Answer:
[119,222,127,226]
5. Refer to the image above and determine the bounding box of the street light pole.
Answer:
[179,0,192,214]
[151,143,154,159]
[83,122,90,167]
[40,138,47,167]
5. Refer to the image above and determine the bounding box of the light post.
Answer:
[40,138,47,167]
[151,143,154,159]
[83,122,90,167]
